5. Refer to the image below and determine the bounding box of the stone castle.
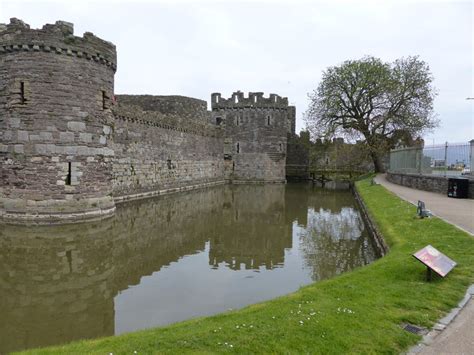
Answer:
[0,18,300,223]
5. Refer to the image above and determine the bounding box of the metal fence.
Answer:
[389,142,472,177]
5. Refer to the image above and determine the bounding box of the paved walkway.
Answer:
[418,298,474,355]
[374,174,474,235]
[374,174,474,355]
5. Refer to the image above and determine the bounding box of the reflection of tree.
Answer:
[299,207,377,282]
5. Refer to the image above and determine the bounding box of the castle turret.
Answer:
[0,18,117,223]
[211,91,293,183]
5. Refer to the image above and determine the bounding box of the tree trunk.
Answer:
[370,151,385,173]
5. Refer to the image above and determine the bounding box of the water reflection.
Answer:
[0,183,379,353]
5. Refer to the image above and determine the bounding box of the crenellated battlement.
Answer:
[0,18,116,71]
[0,18,293,224]
[211,91,289,110]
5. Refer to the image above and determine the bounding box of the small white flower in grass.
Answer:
[307,317,310,320]
[236,325,239,329]
[272,316,276,319]
[249,325,253,328]
[230,344,234,348]
[299,320,304,324]
[134,351,137,354]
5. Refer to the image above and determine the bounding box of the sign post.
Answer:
[412,245,456,281]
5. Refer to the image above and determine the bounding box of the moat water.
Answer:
[0,183,380,353]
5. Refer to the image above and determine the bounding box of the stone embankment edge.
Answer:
[113,180,227,203]
[351,182,389,256]
[406,284,474,354]
[352,180,474,354]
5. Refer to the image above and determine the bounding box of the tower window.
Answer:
[216,117,222,126]
[267,115,271,126]
[102,90,107,110]
[279,143,282,152]
[20,82,26,104]
[167,159,172,169]
[236,142,240,154]
[65,162,72,185]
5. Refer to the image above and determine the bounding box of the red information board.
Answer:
[413,245,456,278]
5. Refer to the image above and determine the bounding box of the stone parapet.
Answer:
[0,18,116,71]
[211,91,289,110]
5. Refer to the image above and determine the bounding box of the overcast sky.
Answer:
[1,0,472,144]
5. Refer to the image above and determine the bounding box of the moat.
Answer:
[0,183,380,353]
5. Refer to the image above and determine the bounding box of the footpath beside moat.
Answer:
[18,177,474,354]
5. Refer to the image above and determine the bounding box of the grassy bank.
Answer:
[22,178,474,354]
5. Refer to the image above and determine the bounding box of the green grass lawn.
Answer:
[21,178,474,354]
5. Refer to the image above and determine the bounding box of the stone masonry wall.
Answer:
[0,18,116,223]
[116,94,209,121]
[211,91,291,183]
[286,134,310,181]
[387,172,474,198]
[0,18,295,223]
[111,103,225,199]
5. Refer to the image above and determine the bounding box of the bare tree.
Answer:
[305,56,438,172]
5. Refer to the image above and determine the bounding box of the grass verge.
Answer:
[21,178,474,354]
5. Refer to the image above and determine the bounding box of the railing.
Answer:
[389,142,472,177]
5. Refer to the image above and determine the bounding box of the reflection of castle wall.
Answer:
[0,222,116,353]
[0,187,226,353]
[284,183,311,225]
[209,185,292,270]
[0,184,309,353]
[109,187,226,291]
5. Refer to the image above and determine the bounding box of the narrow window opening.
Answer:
[254,96,257,103]
[102,90,107,110]
[65,162,72,185]
[66,250,73,273]
[232,161,235,171]
[20,81,26,104]
[279,143,282,152]
[274,96,277,102]
[267,116,271,126]
[236,116,240,126]
[167,159,172,169]
[236,142,240,154]
[216,117,222,126]
[234,96,239,103]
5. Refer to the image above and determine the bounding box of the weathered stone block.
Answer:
[13,144,24,154]
[79,133,92,143]
[40,131,53,141]
[9,117,21,128]
[59,132,75,143]
[17,130,29,142]
[67,121,86,132]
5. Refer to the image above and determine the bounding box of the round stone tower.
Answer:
[0,18,117,223]
[211,91,294,183]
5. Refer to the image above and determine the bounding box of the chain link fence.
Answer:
[389,142,472,177]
